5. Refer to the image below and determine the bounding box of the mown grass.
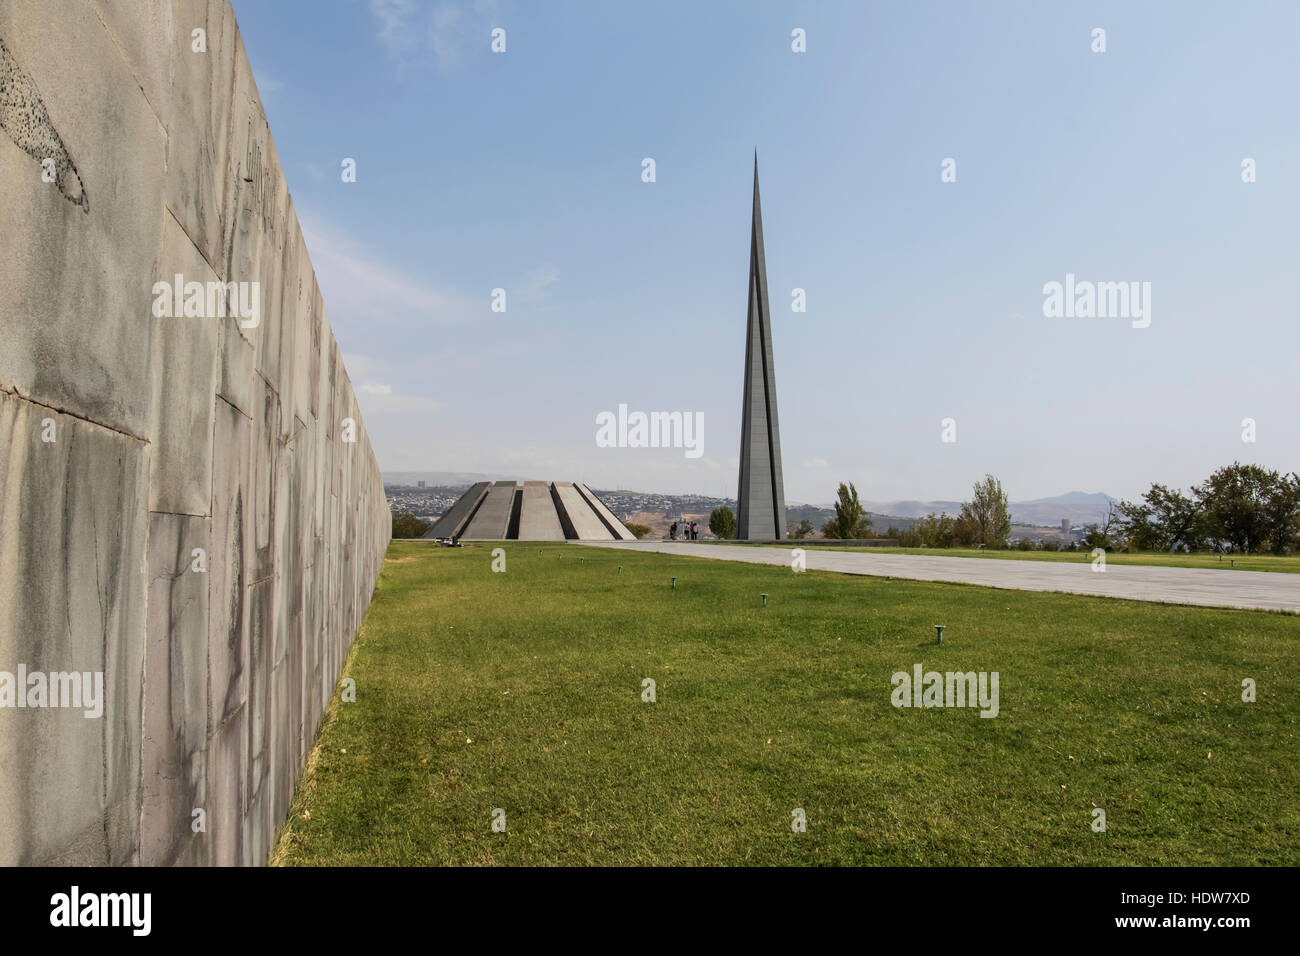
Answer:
[272,540,1298,866]
[725,542,1300,574]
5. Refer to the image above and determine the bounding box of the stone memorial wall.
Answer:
[0,0,390,865]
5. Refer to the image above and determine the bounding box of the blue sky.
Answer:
[231,0,1300,504]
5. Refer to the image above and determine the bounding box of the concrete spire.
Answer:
[736,155,787,540]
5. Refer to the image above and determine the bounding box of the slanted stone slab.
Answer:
[426,481,490,539]
[552,481,612,540]
[517,480,565,541]
[460,480,516,540]
[576,483,637,539]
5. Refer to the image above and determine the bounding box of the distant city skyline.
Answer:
[232,1,1300,504]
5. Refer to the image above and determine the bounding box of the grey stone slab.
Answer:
[249,375,281,582]
[0,1,167,438]
[426,481,490,539]
[201,704,246,865]
[216,316,256,417]
[552,481,612,540]
[517,481,566,541]
[284,227,318,432]
[88,0,175,126]
[147,213,219,515]
[163,0,238,275]
[462,480,517,540]
[243,574,275,805]
[140,512,210,866]
[223,38,292,389]
[0,392,149,865]
[575,483,636,539]
[208,399,250,732]
[574,541,1300,614]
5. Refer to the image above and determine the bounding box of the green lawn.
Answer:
[725,542,1300,574]
[272,541,1298,866]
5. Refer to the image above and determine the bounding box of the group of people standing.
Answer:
[670,520,698,541]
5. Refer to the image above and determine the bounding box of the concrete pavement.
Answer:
[575,541,1300,614]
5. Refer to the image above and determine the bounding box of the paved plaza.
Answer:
[577,541,1300,614]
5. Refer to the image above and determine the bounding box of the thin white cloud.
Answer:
[344,355,443,418]
[370,0,501,71]
[518,262,559,302]
[361,391,444,415]
[369,0,422,62]
[300,211,475,325]
[431,4,465,70]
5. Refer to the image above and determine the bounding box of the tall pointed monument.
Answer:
[736,154,787,540]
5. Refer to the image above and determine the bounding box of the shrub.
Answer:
[709,506,737,539]
[392,512,430,538]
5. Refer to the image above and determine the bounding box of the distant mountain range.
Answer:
[856,491,1116,527]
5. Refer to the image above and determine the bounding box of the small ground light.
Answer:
[935,625,945,644]
[761,593,768,606]
[617,565,622,573]
[671,577,677,589]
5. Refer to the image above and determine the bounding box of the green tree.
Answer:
[952,514,981,547]
[787,518,814,539]
[1196,463,1276,553]
[822,482,872,539]
[916,512,955,548]
[1260,472,1300,555]
[1116,484,1203,552]
[624,522,651,540]
[709,506,737,539]
[391,512,430,538]
[1082,524,1110,551]
[959,475,1011,548]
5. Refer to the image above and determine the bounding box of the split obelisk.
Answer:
[736,154,787,540]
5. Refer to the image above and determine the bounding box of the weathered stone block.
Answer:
[0,2,166,437]
[208,399,250,732]
[0,392,148,865]
[162,0,238,274]
[140,512,211,866]
[148,215,219,515]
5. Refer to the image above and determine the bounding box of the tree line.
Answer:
[779,463,1299,555]
[1112,463,1299,555]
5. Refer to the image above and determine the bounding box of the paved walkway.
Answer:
[575,541,1300,613]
